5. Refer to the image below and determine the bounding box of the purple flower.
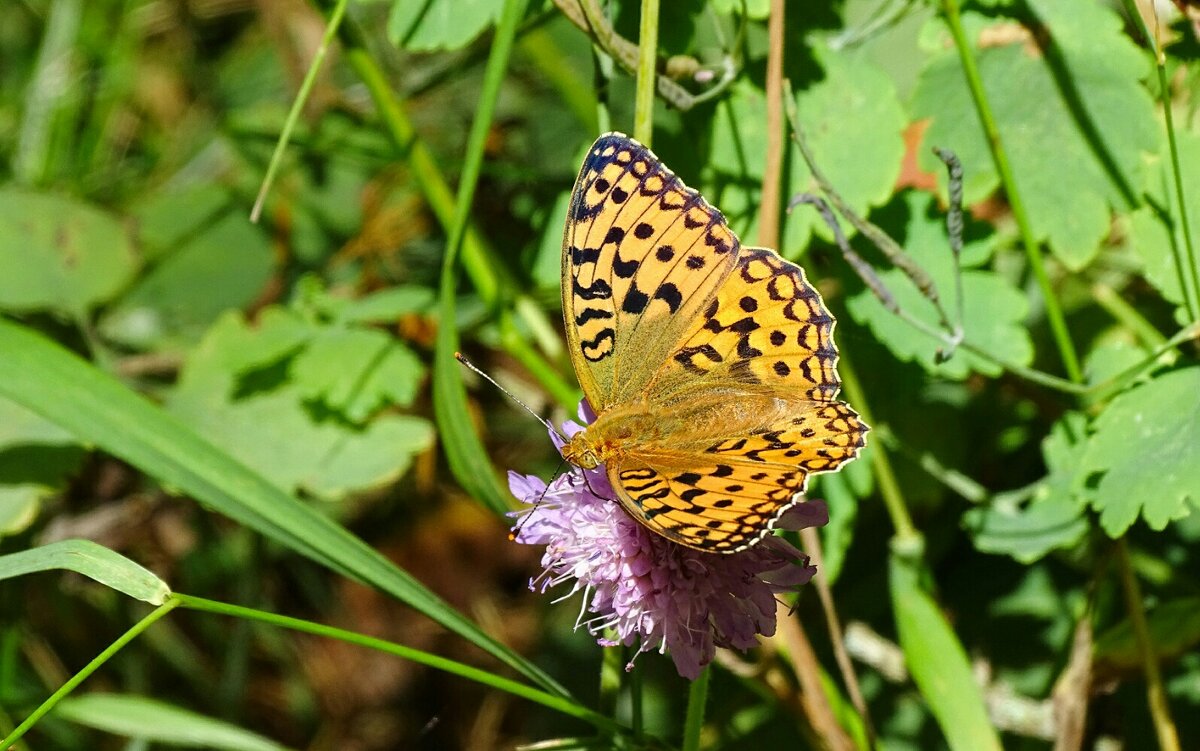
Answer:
[508,404,826,680]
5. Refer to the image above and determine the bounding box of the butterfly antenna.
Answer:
[454,352,560,436]
[509,455,571,542]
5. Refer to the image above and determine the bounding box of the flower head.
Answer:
[509,403,826,680]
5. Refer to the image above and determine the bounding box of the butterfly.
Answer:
[558,132,868,554]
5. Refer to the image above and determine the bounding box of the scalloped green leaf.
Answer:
[0,189,138,318]
[845,191,1033,378]
[912,0,1159,270]
[966,412,1089,562]
[293,326,425,419]
[1084,367,1200,536]
[388,0,505,51]
[707,45,905,254]
[1127,129,1200,318]
[167,311,433,500]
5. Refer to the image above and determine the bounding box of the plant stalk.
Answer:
[939,0,1083,382]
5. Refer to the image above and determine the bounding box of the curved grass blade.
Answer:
[433,0,532,516]
[0,318,567,698]
[0,539,170,605]
[890,549,1001,750]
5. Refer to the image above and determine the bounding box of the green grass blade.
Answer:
[0,539,170,605]
[174,594,619,732]
[890,549,1001,751]
[0,318,568,698]
[55,694,290,751]
[433,0,532,516]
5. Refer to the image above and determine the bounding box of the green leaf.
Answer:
[1094,597,1200,677]
[55,694,289,751]
[388,0,505,52]
[845,191,1033,378]
[812,471,857,585]
[130,185,233,263]
[707,47,905,254]
[912,0,1160,270]
[0,540,170,605]
[890,550,1002,751]
[533,190,573,289]
[1127,129,1200,318]
[0,318,566,696]
[0,189,138,318]
[293,327,425,418]
[1083,340,1153,387]
[0,396,85,537]
[336,285,437,324]
[167,311,433,500]
[710,0,769,19]
[99,206,275,351]
[1083,366,1200,536]
[966,412,1089,563]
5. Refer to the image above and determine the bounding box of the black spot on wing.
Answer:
[614,252,639,279]
[574,307,614,325]
[674,344,723,373]
[571,246,601,265]
[654,283,682,313]
[622,284,650,314]
[580,328,615,362]
[573,278,612,300]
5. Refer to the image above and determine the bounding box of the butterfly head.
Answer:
[562,430,611,470]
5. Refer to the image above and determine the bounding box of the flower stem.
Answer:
[1117,0,1200,322]
[800,527,878,749]
[1114,539,1181,751]
[633,0,660,144]
[629,661,644,735]
[1,599,181,748]
[434,0,534,514]
[682,664,711,751]
[939,0,1082,383]
[598,634,623,720]
[756,0,785,251]
[1092,282,1169,350]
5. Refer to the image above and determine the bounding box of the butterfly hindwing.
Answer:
[610,456,807,553]
[609,397,865,552]
[563,133,741,412]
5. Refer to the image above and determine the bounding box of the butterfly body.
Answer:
[560,133,867,553]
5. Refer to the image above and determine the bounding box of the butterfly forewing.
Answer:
[647,247,842,403]
[562,134,741,412]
